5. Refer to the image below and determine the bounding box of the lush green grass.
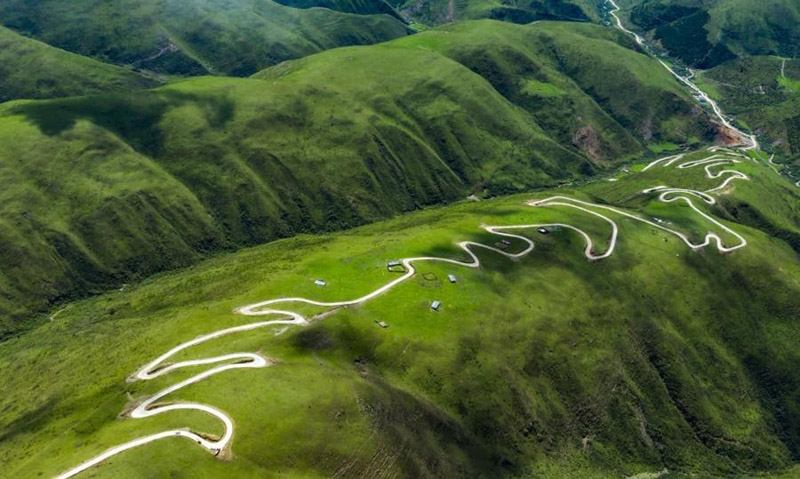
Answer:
[0,26,162,102]
[0,20,715,337]
[0,0,410,77]
[587,147,800,253]
[1,147,799,478]
[778,76,800,94]
[647,141,681,153]
[622,0,800,68]
[521,79,568,97]
[270,21,715,162]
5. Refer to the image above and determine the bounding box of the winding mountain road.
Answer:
[47,7,767,479]
[54,8,761,473]
[54,147,750,479]
[639,150,749,251]
[53,6,768,477]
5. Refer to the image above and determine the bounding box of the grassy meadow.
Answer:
[2,148,800,478]
[2,2,800,478]
[0,26,162,103]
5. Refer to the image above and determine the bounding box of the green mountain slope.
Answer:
[619,0,800,68]
[405,21,713,158]
[273,0,403,17]
[0,20,715,337]
[399,0,599,25]
[262,21,714,163]
[0,0,411,77]
[0,26,161,102]
[1,147,799,478]
[697,57,800,166]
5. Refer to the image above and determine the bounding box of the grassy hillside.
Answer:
[399,0,600,25]
[1,147,799,478]
[0,0,410,76]
[273,0,403,17]
[697,57,800,166]
[265,21,715,162]
[0,21,716,337]
[432,22,713,155]
[618,0,800,68]
[0,26,161,103]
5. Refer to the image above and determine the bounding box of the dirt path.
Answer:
[55,149,750,479]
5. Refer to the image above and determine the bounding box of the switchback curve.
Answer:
[55,152,750,479]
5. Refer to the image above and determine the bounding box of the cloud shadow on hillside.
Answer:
[13,90,235,157]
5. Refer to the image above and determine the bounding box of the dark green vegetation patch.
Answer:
[698,56,800,166]
[0,26,161,102]
[273,0,403,17]
[399,0,599,25]
[0,0,411,77]
[625,0,800,68]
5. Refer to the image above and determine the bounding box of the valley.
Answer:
[0,19,718,337]
[612,0,800,69]
[696,57,800,169]
[2,0,800,478]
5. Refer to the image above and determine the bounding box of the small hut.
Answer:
[387,260,407,273]
[495,239,512,249]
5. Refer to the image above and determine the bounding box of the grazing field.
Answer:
[2,146,799,478]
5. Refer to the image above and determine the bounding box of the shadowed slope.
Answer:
[0,0,411,76]
[0,26,161,102]
[0,21,715,336]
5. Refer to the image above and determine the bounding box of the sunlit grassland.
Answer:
[2,153,800,477]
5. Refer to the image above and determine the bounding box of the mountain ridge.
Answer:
[0,20,716,337]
